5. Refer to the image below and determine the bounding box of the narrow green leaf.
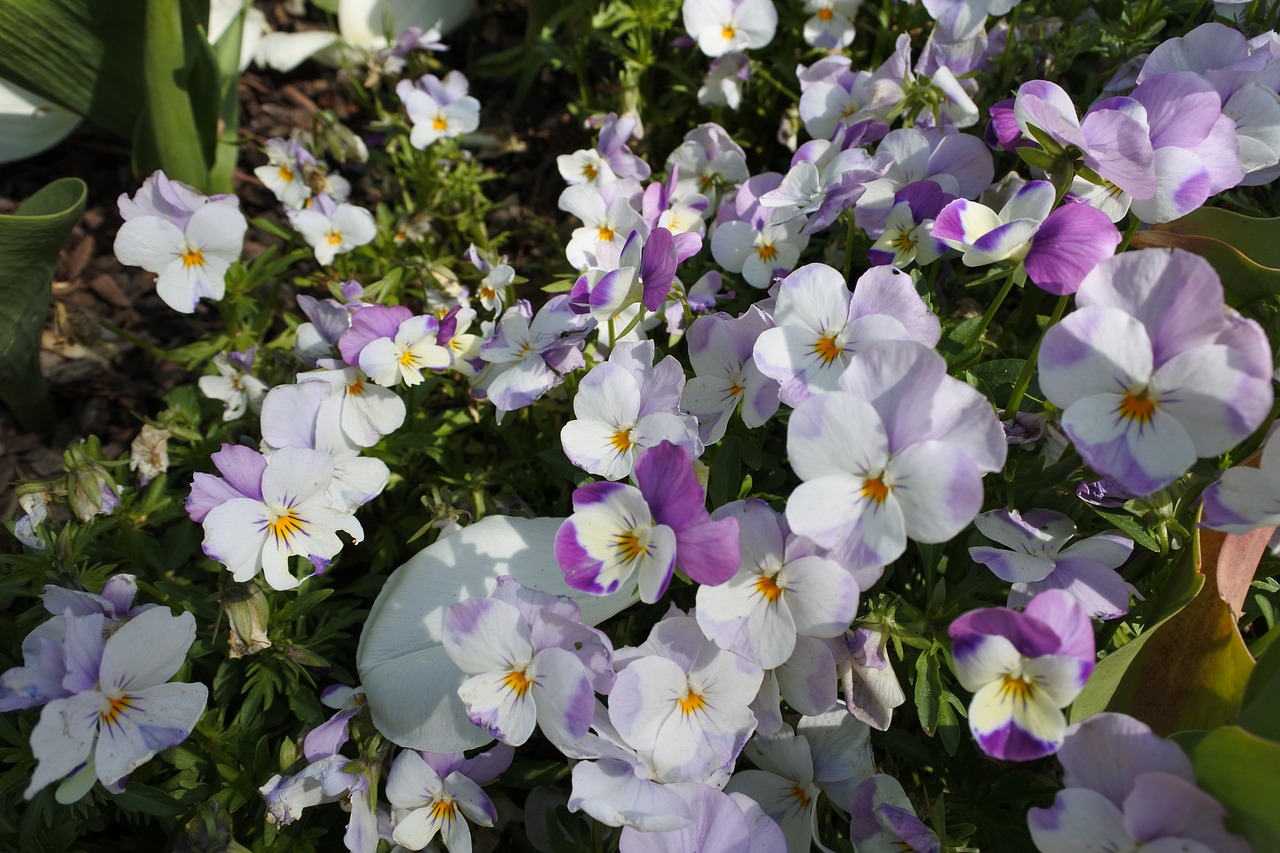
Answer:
[1091,507,1160,552]
[0,177,87,432]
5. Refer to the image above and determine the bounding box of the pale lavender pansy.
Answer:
[441,577,610,748]
[296,361,407,449]
[695,499,859,670]
[682,0,777,57]
[287,194,377,266]
[198,445,364,590]
[1013,80,1157,201]
[948,589,1095,761]
[618,783,786,853]
[726,710,872,853]
[560,181,648,270]
[1028,713,1250,853]
[385,748,498,852]
[1039,249,1274,497]
[680,306,779,445]
[786,340,1006,581]
[608,613,762,783]
[849,773,941,853]
[970,509,1137,619]
[1202,426,1280,533]
[397,70,481,148]
[474,296,594,420]
[560,340,701,481]
[753,263,941,407]
[665,123,749,210]
[113,174,248,314]
[25,607,207,800]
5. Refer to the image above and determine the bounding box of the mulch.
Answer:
[0,0,590,522]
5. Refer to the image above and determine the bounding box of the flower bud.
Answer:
[224,582,272,659]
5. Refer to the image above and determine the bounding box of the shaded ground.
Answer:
[0,0,585,521]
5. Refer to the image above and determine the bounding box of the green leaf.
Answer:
[136,0,219,190]
[1090,507,1160,552]
[114,782,189,817]
[1192,726,1280,849]
[1075,526,1262,734]
[0,177,87,432]
[1131,208,1280,304]
[0,0,146,137]
[1237,636,1280,742]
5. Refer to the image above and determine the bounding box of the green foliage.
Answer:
[0,177,86,433]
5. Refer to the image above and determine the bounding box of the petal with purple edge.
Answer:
[969,674,1066,761]
[94,681,208,787]
[1028,788,1131,853]
[1058,712,1193,806]
[1062,394,1196,496]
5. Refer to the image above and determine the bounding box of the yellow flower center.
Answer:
[429,797,457,824]
[502,669,533,697]
[861,476,890,504]
[326,232,343,246]
[678,688,706,714]
[791,784,813,807]
[432,115,449,131]
[100,695,134,727]
[398,348,421,368]
[892,231,917,253]
[614,529,650,563]
[598,225,616,242]
[721,24,737,40]
[754,574,784,603]
[817,7,834,20]
[181,248,205,268]
[1117,388,1158,424]
[583,162,599,181]
[813,335,843,364]
[999,673,1034,706]
[610,428,635,452]
[347,378,365,396]
[268,509,305,544]
[756,242,778,262]
[278,165,294,183]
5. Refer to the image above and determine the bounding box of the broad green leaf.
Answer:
[136,0,219,190]
[1091,507,1160,552]
[1236,637,1280,742]
[1192,726,1280,849]
[1078,525,1265,734]
[1132,209,1280,304]
[0,177,86,433]
[0,0,146,138]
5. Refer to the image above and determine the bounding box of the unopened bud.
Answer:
[225,582,272,659]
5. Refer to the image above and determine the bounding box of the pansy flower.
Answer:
[948,589,1095,761]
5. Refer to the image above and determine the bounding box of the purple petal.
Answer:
[1023,202,1121,295]
[338,305,413,366]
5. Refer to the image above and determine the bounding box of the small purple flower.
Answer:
[970,509,1137,618]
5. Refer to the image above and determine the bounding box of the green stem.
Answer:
[99,319,175,362]
[965,266,1019,347]
[1004,293,1070,416]
[843,209,859,283]
[1117,216,1141,253]
[751,62,799,102]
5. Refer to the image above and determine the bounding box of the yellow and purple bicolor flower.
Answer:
[555,441,739,603]
[948,589,1095,762]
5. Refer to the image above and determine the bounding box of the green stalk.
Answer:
[143,0,210,189]
[965,266,1019,347]
[1004,293,1070,416]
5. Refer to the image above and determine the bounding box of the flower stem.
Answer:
[965,266,1019,347]
[1004,293,1070,416]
